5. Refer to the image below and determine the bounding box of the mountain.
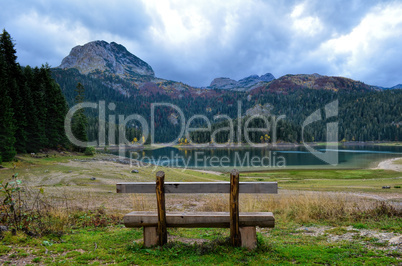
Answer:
[209,73,275,91]
[50,40,402,144]
[390,84,402,90]
[57,41,383,96]
[56,41,218,99]
[250,73,378,95]
[59,40,154,78]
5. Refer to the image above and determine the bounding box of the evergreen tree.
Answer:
[0,29,27,152]
[23,66,44,152]
[40,65,68,148]
[31,66,49,148]
[71,82,88,151]
[0,30,71,156]
[0,52,16,161]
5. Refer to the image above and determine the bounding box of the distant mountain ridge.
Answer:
[385,84,402,90]
[391,84,402,89]
[56,40,397,97]
[250,73,379,95]
[209,73,275,91]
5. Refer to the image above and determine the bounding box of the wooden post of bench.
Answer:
[156,171,167,246]
[230,169,241,247]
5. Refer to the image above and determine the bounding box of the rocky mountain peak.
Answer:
[390,84,402,90]
[209,73,275,91]
[58,40,154,78]
[209,77,237,88]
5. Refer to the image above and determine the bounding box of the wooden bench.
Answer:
[116,169,278,249]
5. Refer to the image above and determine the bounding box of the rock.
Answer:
[238,74,271,88]
[259,73,276,82]
[209,73,275,91]
[90,177,96,180]
[68,170,72,173]
[382,186,391,189]
[0,165,4,169]
[389,236,402,245]
[0,226,8,232]
[58,40,155,78]
[131,169,139,173]
[209,77,237,89]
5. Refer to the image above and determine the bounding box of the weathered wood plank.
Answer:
[116,182,278,194]
[156,171,167,246]
[230,169,241,247]
[123,211,275,228]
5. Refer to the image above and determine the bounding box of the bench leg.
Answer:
[239,226,257,250]
[143,227,158,247]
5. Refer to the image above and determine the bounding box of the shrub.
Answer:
[84,146,95,156]
[0,173,121,237]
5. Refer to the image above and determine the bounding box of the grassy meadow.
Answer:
[0,152,401,265]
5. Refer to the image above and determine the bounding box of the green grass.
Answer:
[312,142,342,146]
[1,152,401,264]
[240,169,402,192]
[241,169,400,180]
[0,225,400,265]
[374,142,402,146]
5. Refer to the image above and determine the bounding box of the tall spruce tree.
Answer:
[0,50,16,162]
[0,29,71,156]
[40,65,68,149]
[23,66,44,152]
[71,82,88,152]
[0,29,27,153]
[31,66,49,148]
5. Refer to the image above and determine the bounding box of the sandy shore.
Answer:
[372,157,402,172]
[190,169,224,175]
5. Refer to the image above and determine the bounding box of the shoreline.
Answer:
[94,141,402,152]
[372,157,402,172]
[91,153,402,174]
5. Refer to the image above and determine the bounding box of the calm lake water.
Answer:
[117,145,402,171]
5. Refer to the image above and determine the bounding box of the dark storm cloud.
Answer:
[140,0,402,87]
[30,1,150,37]
[1,0,401,87]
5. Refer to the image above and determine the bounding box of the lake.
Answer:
[116,144,402,171]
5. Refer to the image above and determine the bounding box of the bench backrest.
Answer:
[116,181,278,194]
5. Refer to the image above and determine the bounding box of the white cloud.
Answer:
[291,2,323,36]
[318,2,402,85]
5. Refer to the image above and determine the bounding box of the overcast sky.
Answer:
[1,0,402,87]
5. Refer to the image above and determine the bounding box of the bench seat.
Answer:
[124,211,275,228]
